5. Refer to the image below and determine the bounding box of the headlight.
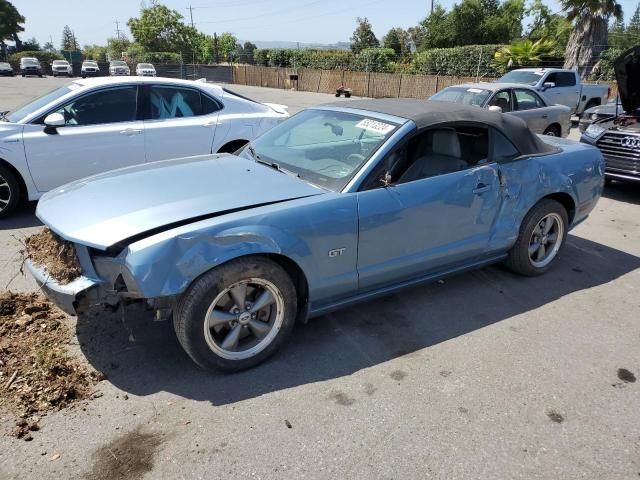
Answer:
[591,113,599,120]
[584,124,605,139]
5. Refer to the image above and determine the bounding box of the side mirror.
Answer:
[488,105,503,113]
[44,112,65,127]
[380,171,393,187]
[542,81,555,91]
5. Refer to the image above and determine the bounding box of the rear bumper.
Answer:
[26,260,99,315]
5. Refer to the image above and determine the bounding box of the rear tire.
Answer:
[543,125,560,137]
[505,199,568,277]
[174,257,297,371]
[0,164,21,219]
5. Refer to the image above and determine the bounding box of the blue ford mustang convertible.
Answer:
[28,99,605,371]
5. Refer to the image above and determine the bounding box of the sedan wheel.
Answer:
[0,166,20,218]
[543,126,560,137]
[505,199,568,276]
[174,257,297,371]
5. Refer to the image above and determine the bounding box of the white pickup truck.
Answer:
[497,68,610,115]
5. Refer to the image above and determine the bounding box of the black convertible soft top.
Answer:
[328,98,557,156]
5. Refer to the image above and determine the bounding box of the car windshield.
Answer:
[245,109,398,191]
[53,60,68,65]
[83,61,97,66]
[111,61,127,66]
[498,71,543,85]
[21,59,38,65]
[0,63,10,68]
[138,63,154,68]
[430,87,492,107]
[4,84,76,123]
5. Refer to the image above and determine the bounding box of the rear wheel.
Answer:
[543,125,560,137]
[505,199,568,276]
[174,257,297,371]
[0,165,21,218]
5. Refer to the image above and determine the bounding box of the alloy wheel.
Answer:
[203,278,285,360]
[528,213,564,268]
[0,173,11,213]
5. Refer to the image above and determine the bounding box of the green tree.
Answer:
[0,0,25,50]
[411,5,455,50]
[240,41,257,64]
[42,41,55,52]
[628,3,640,37]
[217,32,239,62]
[61,25,78,50]
[382,27,411,57]
[561,0,623,77]
[128,3,191,53]
[106,35,131,60]
[83,44,108,62]
[526,0,572,50]
[494,38,556,69]
[350,17,379,54]
[22,37,40,51]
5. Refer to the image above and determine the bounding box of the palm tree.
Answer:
[561,0,623,78]
[494,39,556,71]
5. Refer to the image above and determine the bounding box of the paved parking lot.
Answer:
[0,76,639,479]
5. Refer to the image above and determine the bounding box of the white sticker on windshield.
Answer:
[355,118,395,135]
[533,71,545,76]
[466,88,484,93]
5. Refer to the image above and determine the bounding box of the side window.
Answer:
[51,86,138,126]
[487,90,512,112]
[514,89,543,111]
[556,72,577,87]
[396,125,488,184]
[202,94,222,115]
[491,128,519,162]
[149,86,202,119]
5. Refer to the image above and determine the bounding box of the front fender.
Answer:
[121,224,307,298]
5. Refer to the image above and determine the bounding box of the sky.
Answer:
[13,0,640,48]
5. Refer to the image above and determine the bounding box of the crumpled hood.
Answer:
[614,45,640,113]
[37,154,324,250]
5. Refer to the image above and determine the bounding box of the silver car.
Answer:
[431,83,572,137]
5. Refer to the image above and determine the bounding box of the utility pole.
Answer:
[187,5,195,28]
[114,20,121,39]
[430,0,434,14]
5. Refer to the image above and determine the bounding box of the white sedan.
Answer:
[0,77,289,217]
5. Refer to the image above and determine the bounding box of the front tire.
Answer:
[0,165,21,218]
[543,125,560,137]
[505,199,568,276]
[174,257,297,371]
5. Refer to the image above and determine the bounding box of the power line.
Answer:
[187,5,195,28]
[114,19,122,39]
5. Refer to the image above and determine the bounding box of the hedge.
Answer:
[413,45,506,77]
[590,48,624,81]
[253,48,399,73]
[8,50,64,63]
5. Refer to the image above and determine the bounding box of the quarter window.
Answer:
[491,128,519,162]
[50,86,138,126]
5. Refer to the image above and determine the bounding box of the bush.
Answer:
[590,48,624,81]
[413,45,506,77]
[253,48,399,72]
[8,50,64,64]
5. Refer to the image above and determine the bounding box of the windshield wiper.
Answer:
[248,145,299,178]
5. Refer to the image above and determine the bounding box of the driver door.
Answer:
[356,124,505,291]
[22,85,145,192]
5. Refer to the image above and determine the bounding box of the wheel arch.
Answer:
[541,192,576,225]
[0,158,27,201]
[544,123,561,135]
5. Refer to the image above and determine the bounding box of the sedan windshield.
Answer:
[5,84,76,123]
[246,109,398,191]
[53,60,68,65]
[430,87,491,107]
[498,71,543,85]
[111,61,127,66]
[138,63,154,69]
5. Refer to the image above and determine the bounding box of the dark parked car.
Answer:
[578,99,622,133]
[19,57,43,77]
[0,62,14,76]
[581,46,640,183]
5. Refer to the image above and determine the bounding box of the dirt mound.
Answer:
[25,228,81,285]
[0,292,103,439]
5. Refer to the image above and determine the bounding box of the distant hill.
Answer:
[241,40,350,50]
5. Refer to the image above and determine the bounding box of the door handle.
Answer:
[472,183,492,194]
[119,128,142,136]
[542,114,548,118]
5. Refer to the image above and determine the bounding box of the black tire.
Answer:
[21,74,25,77]
[174,257,297,371]
[504,199,568,277]
[543,125,561,137]
[345,92,352,98]
[0,164,21,219]
[584,100,599,113]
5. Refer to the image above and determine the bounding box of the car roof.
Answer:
[449,82,541,91]
[509,68,575,73]
[327,98,556,155]
[71,76,225,96]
